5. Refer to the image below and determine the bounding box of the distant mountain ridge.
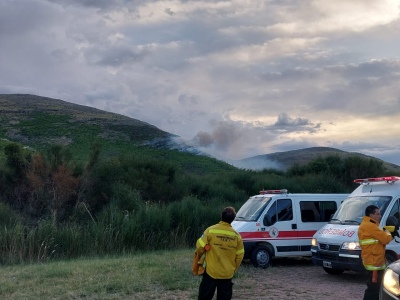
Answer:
[235,147,400,172]
[1,93,399,173]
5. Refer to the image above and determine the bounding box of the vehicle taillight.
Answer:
[354,176,400,184]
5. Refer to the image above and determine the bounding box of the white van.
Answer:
[232,189,348,268]
[311,176,400,275]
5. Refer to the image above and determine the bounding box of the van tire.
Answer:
[251,245,272,269]
[322,267,344,275]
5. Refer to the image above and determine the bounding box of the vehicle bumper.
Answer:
[311,247,365,273]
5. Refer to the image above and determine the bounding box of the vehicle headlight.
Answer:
[341,241,361,250]
[311,238,317,247]
[383,269,400,296]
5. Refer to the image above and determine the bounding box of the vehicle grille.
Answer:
[318,243,340,252]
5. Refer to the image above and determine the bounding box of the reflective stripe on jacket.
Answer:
[358,216,392,270]
[196,221,245,279]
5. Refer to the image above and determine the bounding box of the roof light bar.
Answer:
[259,189,288,194]
[354,176,400,184]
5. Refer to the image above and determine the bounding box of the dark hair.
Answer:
[365,205,379,217]
[221,207,236,224]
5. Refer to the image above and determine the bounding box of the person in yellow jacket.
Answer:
[196,206,244,300]
[358,205,393,300]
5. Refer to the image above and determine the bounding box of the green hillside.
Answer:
[0,94,235,174]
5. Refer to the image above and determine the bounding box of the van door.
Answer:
[262,198,297,256]
[384,198,400,262]
[298,199,339,253]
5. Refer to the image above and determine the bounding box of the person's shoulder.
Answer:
[207,223,220,230]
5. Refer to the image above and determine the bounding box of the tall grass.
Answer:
[0,196,241,265]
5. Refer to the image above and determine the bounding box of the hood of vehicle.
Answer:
[313,224,359,241]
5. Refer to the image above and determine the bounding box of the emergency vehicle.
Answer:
[231,190,348,268]
[311,176,400,275]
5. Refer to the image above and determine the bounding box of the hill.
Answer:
[235,147,400,172]
[0,94,235,174]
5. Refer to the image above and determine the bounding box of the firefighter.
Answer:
[358,205,393,300]
[196,206,245,300]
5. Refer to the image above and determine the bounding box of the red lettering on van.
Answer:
[319,228,355,237]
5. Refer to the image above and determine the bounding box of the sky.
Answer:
[1,0,400,168]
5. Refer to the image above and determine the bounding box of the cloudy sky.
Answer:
[1,0,400,167]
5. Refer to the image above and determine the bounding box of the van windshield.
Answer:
[330,196,392,225]
[235,197,271,221]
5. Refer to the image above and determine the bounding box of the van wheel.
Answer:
[322,267,344,275]
[251,245,272,268]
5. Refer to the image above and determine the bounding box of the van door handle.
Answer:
[292,224,297,229]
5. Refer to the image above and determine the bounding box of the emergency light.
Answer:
[354,176,400,184]
[259,189,288,194]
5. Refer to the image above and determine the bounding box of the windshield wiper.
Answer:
[343,219,360,224]
[330,218,343,224]
[235,216,246,220]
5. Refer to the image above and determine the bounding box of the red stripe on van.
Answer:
[240,230,316,240]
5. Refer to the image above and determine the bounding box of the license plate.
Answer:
[323,261,332,268]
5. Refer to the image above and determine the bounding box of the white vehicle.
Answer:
[311,176,400,275]
[232,189,348,268]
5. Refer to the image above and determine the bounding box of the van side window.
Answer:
[300,201,337,222]
[264,199,293,226]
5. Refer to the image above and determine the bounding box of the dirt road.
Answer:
[233,257,367,300]
[134,256,368,300]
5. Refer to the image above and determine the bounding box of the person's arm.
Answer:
[234,237,245,272]
[372,226,393,245]
[196,229,209,256]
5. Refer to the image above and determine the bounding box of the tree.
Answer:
[26,146,79,224]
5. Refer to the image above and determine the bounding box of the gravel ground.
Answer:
[134,256,368,300]
[232,257,367,300]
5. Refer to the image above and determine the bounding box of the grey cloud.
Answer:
[274,113,311,126]
[271,113,321,133]
[178,94,198,105]
[45,0,144,10]
[85,47,149,66]
[164,8,175,16]
[0,0,61,36]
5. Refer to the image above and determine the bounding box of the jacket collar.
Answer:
[219,221,232,226]
[363,216,378,225]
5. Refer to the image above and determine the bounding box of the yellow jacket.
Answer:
[196,221,244,279]
[358,216,392,270]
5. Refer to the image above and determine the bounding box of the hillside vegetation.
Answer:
[239,147,400,172]
[0,94,233,174]
[0,94,399,265]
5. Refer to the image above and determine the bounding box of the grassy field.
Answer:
[0,249,199,299]
[0,248,367,300]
